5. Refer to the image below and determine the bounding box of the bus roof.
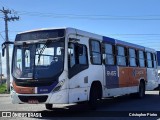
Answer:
[116,39,144,50]
[145,47,156,53]
[18,27,67,34]
[103,36,116,44]
[17,27,156,52]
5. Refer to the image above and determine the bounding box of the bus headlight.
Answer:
[10,85,15,98]
[52,79,65,92]
[10,85,15,92]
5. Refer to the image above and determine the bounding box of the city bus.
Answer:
[2,27,158,110]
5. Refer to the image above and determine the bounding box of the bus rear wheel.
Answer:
[45,104,53,110]
[138,82,145,98]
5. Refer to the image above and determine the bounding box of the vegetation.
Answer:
[0,83,7,94]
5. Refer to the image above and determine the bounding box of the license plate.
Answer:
[28,99,39,104]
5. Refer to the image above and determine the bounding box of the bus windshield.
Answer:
[12,32,65,80]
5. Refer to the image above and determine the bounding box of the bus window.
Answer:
[68,43,88,67]
[68,42,88,78]
[146,52,153,68]
[152,53,157,68]
[68,43,76,68]
[129,48,137,67]
[138,50,145,67]
[16,48,22,70]
[79,46,88,65]
[90,40,102,65]
[104,43,115,65]
[35,44,54,66]
[56,47,63,55]
[117,46,127,66]
[25,49,30,67]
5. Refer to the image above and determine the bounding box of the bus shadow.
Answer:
[35,93,158,119]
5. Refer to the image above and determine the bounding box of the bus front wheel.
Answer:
[89,83,102,110]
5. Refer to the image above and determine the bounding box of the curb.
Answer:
[0,94,10,97]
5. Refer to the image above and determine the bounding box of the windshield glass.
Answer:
[12,39,64,79]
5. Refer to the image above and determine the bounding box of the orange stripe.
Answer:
[119,67,147,87]
[13,81,35,94]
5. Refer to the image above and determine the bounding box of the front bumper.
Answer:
[11,89,69,104]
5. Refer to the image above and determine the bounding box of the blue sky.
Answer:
[0,0,160,76]
[0,0,160,47]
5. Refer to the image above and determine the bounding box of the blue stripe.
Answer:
[103,36,115,44]
[105,65,119,88]
[37,81,58,94]
[116,39,144,50]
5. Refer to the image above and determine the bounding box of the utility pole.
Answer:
[0,53,1,86]
[0,7,19,92]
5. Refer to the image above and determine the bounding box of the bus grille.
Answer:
[18,95,48,103]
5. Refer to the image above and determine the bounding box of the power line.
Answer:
[18,11,160,17]
[16,11,160,21]
[0,33,4,40]
[108,34,160,36]
[0,1,9,9]
[126,41,160,44]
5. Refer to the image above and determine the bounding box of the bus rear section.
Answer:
[157,51,160,74]
[145,48,158,90]
[102,39,147,98]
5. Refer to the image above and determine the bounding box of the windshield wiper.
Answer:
[36,37,63,65]
[37,40,52,64]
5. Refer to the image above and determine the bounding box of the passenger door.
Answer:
[68,35,89,103]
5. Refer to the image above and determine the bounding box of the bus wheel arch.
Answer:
[89,80,102,109]
[45,104,53,110]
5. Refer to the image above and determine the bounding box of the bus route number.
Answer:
[106,71,117,76]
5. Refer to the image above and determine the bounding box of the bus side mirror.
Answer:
[2,43,6,57]
[1,41,14,57]
[2,48,5,57]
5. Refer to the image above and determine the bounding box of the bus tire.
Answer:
[137,81,145,98]
[89,83,101,110]
[45,104,53,110]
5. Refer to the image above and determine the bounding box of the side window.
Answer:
[68,42,88,68]
[79,46,88,65]
[152,53,157,68]
[90,40,102,65]
[129,48,137,67]
[68,42,88,78]
[146,52,153,68]
[117,46,127,66]
[104,43,115,65]
[138,50,145,67]
[68,43,76,68]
